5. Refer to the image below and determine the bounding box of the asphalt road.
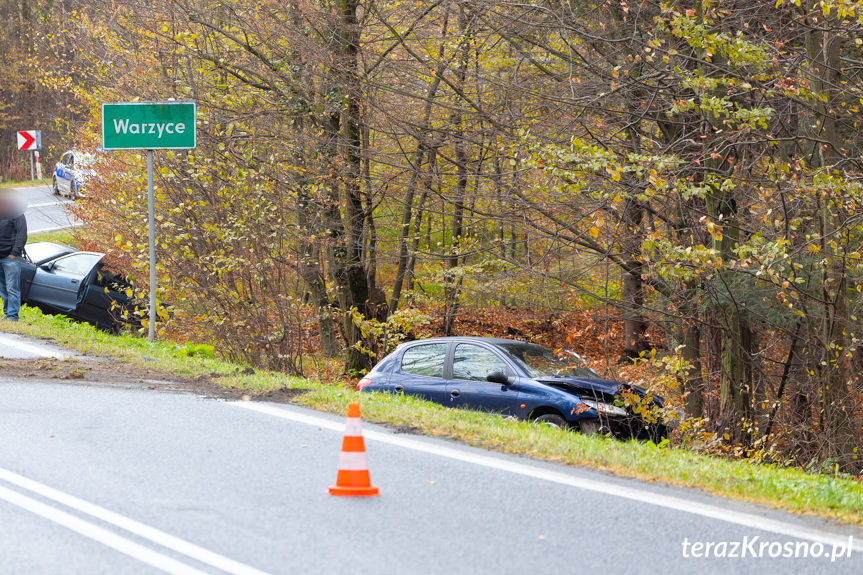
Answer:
[1,337,861,574]
[0,333,75,359]
[14,183,79,235]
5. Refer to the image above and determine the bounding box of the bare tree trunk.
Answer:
[620,197,648,360]
[679,281,704,419]
[389,7,450,313]
[442,3,470,336]
[406,148,436,296]
[336,0,374,373]
[362,119,377,296]
[806,11,861,471]
[297,185,337,356]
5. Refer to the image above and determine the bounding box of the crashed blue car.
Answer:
[357,336,667,440]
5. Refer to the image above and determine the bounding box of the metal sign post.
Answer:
[147,150,157,341]
[101,101,196,341]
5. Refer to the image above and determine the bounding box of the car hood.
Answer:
[535,376,664,407]
[24,242,78,265]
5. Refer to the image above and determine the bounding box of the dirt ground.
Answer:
[0,357,307,404]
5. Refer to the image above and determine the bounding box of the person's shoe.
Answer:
[3,316,18,322]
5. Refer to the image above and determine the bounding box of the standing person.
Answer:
[0,191,27,322]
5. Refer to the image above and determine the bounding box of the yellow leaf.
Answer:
[589,227,600,239]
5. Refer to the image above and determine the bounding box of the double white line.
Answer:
[0,467,267,575]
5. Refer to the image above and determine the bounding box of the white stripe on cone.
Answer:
[344,418,363,436]
[336,451,371,471]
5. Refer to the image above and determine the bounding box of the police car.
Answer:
[52,149,102,199]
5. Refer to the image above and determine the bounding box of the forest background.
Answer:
[2,0,862,473]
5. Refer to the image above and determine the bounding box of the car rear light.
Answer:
[356,377,373,391]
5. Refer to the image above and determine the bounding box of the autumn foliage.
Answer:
[4,0,863,473]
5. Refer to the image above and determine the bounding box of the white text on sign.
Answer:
[111,119,187,139]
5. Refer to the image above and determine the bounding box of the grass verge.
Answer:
[3,305,863,525]
[0,177,51,189]
[28,229,78,244]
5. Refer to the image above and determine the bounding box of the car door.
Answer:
[27,252,104,314]
[390,342,450,405]
[18,260,37,301]
[55,152,73,193]
[79,265,138,330]
[446,343,519,414]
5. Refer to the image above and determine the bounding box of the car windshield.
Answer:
[496,343,599,379]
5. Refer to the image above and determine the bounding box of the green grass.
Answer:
[3,305,863,525]
[2,306,300,391]
[0,177,51,188]
[28,229,78,244]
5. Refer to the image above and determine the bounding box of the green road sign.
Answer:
[102,101,196,150]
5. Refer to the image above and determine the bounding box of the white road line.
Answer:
[28,201,71,208]
[0,334,72,359]
[228,401,863,553]
[0,467,269,575]
[0,484,208,575]
[28,223,82,234]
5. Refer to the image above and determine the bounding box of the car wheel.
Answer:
[578,418,602,435]
[535,413,567,428]
[52,176,60,195]
[69,180,77,198]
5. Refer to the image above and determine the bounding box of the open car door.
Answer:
[21,242,78,300]
[54,152,74,194]
[27,252,104,314]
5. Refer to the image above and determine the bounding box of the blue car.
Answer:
[357,337,667,440]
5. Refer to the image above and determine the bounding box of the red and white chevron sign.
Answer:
[17,130,41,151]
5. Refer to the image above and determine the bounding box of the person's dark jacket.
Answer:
[0,215,27,258]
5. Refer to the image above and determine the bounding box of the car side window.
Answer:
[51,253,102,276]
[401,343,447,378]
[61,153,71,166]
[68,153,75,168]
[452,344,509,382]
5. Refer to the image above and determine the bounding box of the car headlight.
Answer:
[581,399,628,417]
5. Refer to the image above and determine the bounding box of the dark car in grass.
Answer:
[20,242,142,331]
[357,337,667,441]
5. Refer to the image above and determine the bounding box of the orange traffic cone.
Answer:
[328,402,380,496]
